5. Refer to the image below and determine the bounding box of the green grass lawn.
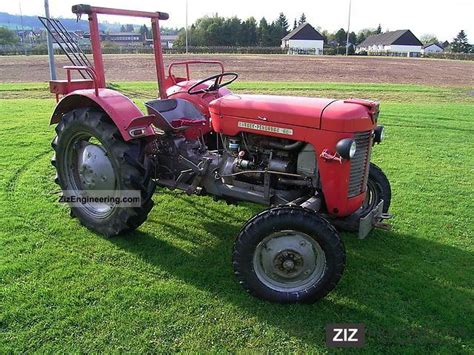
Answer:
[0,82,473,353]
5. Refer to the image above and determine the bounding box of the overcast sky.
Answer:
[1,0,473,41]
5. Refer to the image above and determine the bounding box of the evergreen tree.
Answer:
[298,13,307,26]
[241,17,258,46]
[293,19,298,30]
[258,17,271,46]
[357,31,366,44]
[376,24,382,34]
[120,25,126,32]
[451,30,470,53]
[348,31,357,45]
[139,25,151,39]
[335,28,347,46]
[272,12,289,43]
[276,13,289,34]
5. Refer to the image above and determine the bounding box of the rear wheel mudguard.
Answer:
[50,88,157,141]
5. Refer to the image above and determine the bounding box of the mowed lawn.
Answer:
[0,82,473,353]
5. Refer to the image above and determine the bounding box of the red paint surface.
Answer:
[50,89,156,141]
[48,4,380,218]
[209,94,377,217]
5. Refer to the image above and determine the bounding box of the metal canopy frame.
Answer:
[71,4,169,98]
[38,16,93,79]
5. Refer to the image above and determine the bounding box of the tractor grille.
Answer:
[348,131,372,197]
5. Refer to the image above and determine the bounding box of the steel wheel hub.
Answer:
[77,143,116,191]
[253,231,326,292]
[64,135,118,218]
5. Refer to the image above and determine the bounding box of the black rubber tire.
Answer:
[51,108,155,237]
[364,163,392,214]
[233,206,346,304]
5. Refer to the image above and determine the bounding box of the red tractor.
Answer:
[46,4,392,303]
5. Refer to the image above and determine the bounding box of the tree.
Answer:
[258,17,272,46]
[376,24,382,34]
[241,17,258,46]
[451,30,471,53]
[120,25,126,32]
[321,29,330,44]
[293,19,297,30]
[357,27,380,45]
[275,13,289,34]
[271,12,289,44]
[420,33,439,45]
[357,31,366,45]
[0,27,18,45]
[348,31,357,45]
[223,17,242,46]
[125,24,134,32]
[335,28,347,46]
[298,13,307,26]
[139,24,151,39]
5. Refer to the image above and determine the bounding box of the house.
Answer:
[16,30,41,43]
[105,32,144,45]
[422,43,443,54]
[146,34,178,49]
[357,29,423,57]
[281,23,325,55]
[51,31,83,50]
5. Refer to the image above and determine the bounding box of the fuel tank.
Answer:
[209,94,378,133]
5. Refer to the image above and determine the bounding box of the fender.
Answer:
[50,88,158,141]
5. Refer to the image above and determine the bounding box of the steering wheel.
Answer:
[187,72,239,95]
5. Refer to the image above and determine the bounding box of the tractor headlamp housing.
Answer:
[336,138,357,160]
[374,125,385,144]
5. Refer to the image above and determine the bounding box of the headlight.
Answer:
[336,138,357,160]
[374,125,384,144]
[349,140,357,158]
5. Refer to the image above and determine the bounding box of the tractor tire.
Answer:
[51,108,155,237]
[233,206,346,304]
[362,163,392,214]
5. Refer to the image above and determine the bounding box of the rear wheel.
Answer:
[233,206,346,303]
[52,108,155,236]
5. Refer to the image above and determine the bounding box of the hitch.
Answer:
[359,201,393,239]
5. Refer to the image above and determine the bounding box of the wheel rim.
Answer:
[253,230,326,292]
[63,132,118,218]
[362,179,380,212]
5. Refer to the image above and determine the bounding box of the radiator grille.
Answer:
[348,131,372,197]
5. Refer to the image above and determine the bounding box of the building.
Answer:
[422,43,444,54]
[16,30,42,43]
[146,34,178,49]
[281,23,325,55]
[105,32,144,45]
[357,29,423,57]
[51,31,83,50]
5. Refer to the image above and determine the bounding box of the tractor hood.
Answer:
[209,94,378,132]
[209,94,335,129]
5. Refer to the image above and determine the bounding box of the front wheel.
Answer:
[361,163,392,214]
[233,207,346,303]
[52,108,155,237]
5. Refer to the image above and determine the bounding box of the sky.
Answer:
[1,0,473,41]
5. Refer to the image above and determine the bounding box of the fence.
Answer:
[1,44,472,60]
[0,44,286,56]
[423,52,473,61]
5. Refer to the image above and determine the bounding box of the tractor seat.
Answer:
[145,98,207,133]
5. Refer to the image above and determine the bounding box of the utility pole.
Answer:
[345,0,352,56]
[19,1,26,55]
[44,0,57,80]
[185,0,189,54]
